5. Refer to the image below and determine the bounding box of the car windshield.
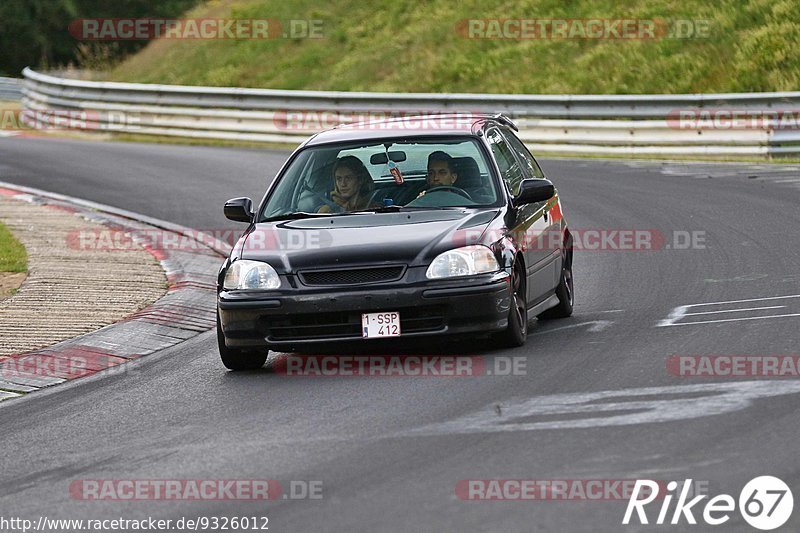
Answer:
[260,137,499,220]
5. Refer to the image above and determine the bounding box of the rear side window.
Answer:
[486,127,525,195]
[503,129,545,179]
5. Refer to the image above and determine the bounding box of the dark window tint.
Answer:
[486,128,525,195]
[503,129,544,179]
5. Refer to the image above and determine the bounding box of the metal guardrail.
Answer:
[20,68,800,156]
[0,77,22,101]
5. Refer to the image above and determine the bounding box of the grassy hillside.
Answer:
[108,0,799,94]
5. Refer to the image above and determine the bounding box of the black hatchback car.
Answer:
[217,114,573,370]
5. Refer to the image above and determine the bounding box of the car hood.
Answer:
[239,209,502,272]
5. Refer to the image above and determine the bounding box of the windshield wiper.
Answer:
[351,205,406,214]
[264,206,467,221]
[352,205,470,214]
[261,211,346,222]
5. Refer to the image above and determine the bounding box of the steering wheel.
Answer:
[299,182,341,212]
[424,186,473,201]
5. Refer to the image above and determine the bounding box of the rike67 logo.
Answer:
[623,477,793,530]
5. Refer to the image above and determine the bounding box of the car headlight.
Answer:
[223,260,281,290]
[426,245,500,279]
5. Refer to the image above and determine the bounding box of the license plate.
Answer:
[362,312,401,338]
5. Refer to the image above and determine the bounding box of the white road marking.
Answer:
[0,131,19,137]
[657,294,800,327]
[532,320,613,335]
[691,294,800,306]
[683,305,785,316]
[404,381,800,435]
[657,305,690,327]
[666,313,800,327]
[704,274,768,283]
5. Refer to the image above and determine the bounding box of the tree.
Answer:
[0,0,200,76]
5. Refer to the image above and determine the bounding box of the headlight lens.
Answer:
[223,260,281,290]
[426,245,500,279]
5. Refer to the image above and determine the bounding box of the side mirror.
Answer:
[513,179,555,207]
[224,197,254,223]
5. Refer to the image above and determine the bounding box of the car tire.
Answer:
[217,313,268,370]
[538,245,574,320]
[494,261,528,347]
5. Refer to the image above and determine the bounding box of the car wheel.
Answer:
[494,260,528,347]
[217,313,268,370]
[538,245,574,320]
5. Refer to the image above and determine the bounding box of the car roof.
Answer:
[302,113,518,147]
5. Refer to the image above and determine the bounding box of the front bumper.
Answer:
[218,271,512,349]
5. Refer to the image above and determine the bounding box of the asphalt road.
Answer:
[1,136,800,532]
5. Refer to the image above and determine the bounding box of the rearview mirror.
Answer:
[513,179,555,207]
[370,151,407,165]
[224,197,254,223]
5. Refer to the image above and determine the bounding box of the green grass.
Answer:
[0,222,26,273]
[106,0,800,94]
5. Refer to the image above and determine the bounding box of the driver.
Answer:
[418,151,459,198]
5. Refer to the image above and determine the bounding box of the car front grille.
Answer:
[298,266,405,286]
[261,305,446,341]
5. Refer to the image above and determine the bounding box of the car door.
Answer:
[485,127,556,305]
[500,128,562,293]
